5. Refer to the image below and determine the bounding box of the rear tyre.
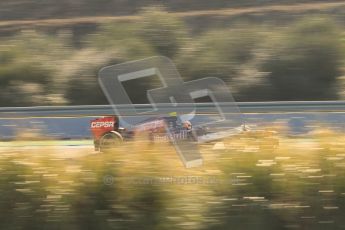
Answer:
[99,132,123,152]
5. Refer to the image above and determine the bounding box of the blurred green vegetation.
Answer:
[261,17,344,101]
[0,0,332,20]
[0,131,345,229]
[0,7,345,106]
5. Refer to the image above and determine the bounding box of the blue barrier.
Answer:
[1,112,345,140]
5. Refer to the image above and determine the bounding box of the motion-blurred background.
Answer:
[1,1,345,230]
[1,0,345,106]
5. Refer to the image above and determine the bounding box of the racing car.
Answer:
[90,114,201,152]
[90,113,280,154]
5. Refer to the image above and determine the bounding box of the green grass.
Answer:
[0,130,344,229]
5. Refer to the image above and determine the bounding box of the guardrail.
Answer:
[1,101,345,118]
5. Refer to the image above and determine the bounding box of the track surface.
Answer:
[0,140,95,158]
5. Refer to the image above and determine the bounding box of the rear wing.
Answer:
[90,116,118,140]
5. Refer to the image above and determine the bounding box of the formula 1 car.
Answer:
[90,114,281,154]
[90,115,201,152]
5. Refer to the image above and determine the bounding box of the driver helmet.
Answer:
[182,120,192,130]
